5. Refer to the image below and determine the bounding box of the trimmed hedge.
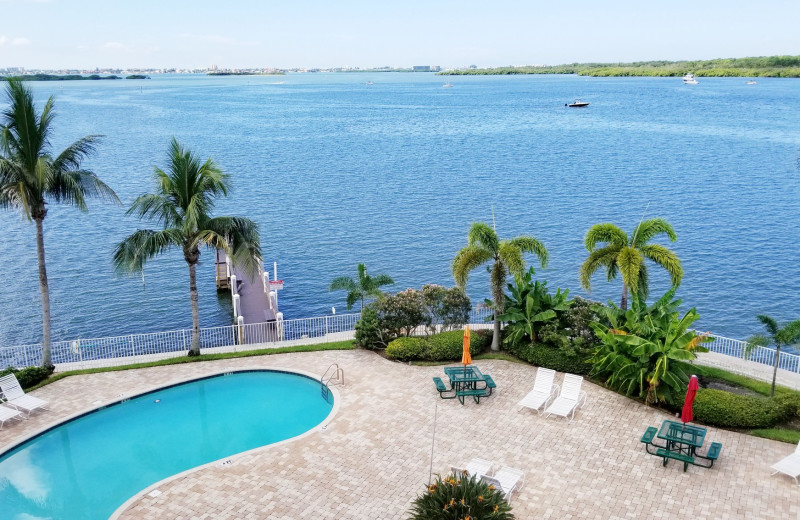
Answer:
[503,341,592,375]
[693,388,789,429]
[0,366,53,390]
[385,337,427,362]
[385,330,490,362]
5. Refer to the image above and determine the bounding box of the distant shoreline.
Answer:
[0,74,123,82]
[439,55,800,78]
[207,71,285,76]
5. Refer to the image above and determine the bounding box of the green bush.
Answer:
[504,341,592,375]
[385,337,427,362]
[408,472,513,520]
[385,330,490,362]
[354,304,383,350]
[426,330,486,361]
[693,389,789,429]
[0,365,54,389]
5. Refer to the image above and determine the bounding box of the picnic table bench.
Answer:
[641,420,722,471]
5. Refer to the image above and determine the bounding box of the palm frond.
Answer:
[632,218,677,248]
[330,276,357,292]
[639,244,683,287]
[508,235,549,268]
[585,223,627,251]
[617,247,644,293]
[371,273,395,288]
[756,314,780,337]
[579,245,621,290]
[498,241,524,278]
[202,215,262,279]
[47,169,120,210]
[112,228,183,274]
[451,244,493,287]
[467,222,499,253]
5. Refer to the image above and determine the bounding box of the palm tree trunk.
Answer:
[490,262,506,352]
[34,217,53,369]
[621,283,628,310]
[771,346,781,397]
[188,262,201,356]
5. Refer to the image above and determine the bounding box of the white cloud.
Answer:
[0,36,7,46]
[11,37,31,46]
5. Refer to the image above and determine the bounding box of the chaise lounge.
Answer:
[0,374,49,417]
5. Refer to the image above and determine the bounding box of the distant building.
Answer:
[469,65,478,69]
[412,65,431,72]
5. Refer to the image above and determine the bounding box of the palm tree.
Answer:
[452,222,548,351]
[329,263,394,311]
[746,314,800,397]
[113,138,261,356]
[579,218,682,310]
[0,79,119,369]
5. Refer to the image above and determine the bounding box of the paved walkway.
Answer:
[2,350,798,519]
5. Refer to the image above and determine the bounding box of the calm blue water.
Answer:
[1,73,799,345]
[0,370,333,519]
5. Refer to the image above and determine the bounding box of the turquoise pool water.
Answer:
[0,370,333,519]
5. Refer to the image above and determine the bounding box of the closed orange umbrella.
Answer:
[462,326,472,367]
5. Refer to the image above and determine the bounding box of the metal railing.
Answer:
[11,306,800,387]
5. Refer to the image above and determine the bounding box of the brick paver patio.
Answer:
[1,349,798,519]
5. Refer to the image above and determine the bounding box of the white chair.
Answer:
[0,404,22,429]
[518,367,558,414]
[771,441,800,484]
[480,466,525,503]
[544,373,587,423]
[0,374,48,417]
[451,458,493,478]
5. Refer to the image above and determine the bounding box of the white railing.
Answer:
[701,333,800,378]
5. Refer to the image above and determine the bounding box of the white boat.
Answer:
[683,73,698,85]
[566,100,589,107]
[365,81,374,86]
[746,80,757,85]
[442,83,454,88]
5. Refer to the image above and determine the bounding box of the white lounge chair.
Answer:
[0,404,22,429]
[480,466,525,503]
[544,373,587,423]
[518,367,558,414]
[771,441,800,484]
[451,458,493,478]
[0,374,48,417]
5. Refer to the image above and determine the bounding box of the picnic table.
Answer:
[640,419,723,472]
[437,365,496,405]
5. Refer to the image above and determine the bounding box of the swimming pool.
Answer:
[0,370,335,519]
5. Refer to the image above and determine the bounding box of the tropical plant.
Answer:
[0,79,119,368]
[329,263,394,311]
[113,138,261,356]
[498,267,572,346]
[408,472,514,520]
[452,222,548,351]
[579,218,682,310]
[746,315,800,397]
[590,291,710,405]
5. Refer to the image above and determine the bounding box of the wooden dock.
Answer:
[215,250,277,344]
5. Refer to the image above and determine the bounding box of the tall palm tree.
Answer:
[746,314,800,397]
[329,263,394,311]
[452,222,548,351]
[113,138,261,356]
[0,79,119,369]
[579,218,682,310]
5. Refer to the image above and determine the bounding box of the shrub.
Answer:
[385,330,490,362]
[427,330,486,361]
[408,473,513,520]
[422,284,471,333]
[504,341,592,375]
[693,389,789,429]
[354,304,383,350]
[0,365,53,389]
[385,337,427,362]
[375,289,430,338]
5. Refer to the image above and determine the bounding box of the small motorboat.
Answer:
[442,83,454,88]
[683,73,699,85]
[366,81,374,86]
[746,80,757,85]
[566,100,589,107]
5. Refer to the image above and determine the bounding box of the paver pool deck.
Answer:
[1,349,798,519]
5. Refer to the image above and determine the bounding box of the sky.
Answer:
[1,0,799,70]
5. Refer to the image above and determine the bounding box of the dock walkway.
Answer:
[215,250,277,344]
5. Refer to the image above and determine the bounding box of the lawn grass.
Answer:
[28,341,355,391]
[690,364,796,397]
[750,428,800,444]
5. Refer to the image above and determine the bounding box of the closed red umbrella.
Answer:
[681,375,699,424]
